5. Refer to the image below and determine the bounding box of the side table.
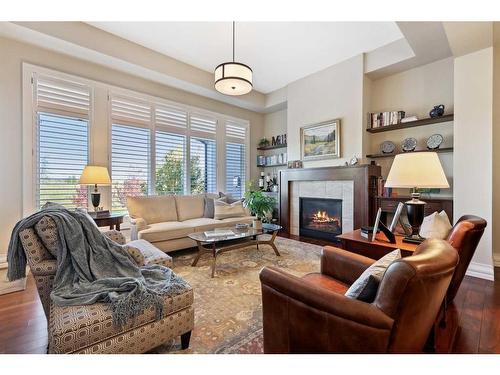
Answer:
[90,213,124,230]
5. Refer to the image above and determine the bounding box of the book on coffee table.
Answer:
[204,229,234,238]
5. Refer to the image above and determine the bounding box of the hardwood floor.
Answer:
[0,249,499,353]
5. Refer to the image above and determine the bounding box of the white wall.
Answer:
[0,36,264,261]
[287,55,365,167]
[264,109,287,140]
[454,47,494,279]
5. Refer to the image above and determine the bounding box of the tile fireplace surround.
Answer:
[290,180,354,236]
[279,165,382,235]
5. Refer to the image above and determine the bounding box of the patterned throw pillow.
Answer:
[345,249,401,303]
[34,216,60,258]
[214,199,246,220]
[125,245,146,267]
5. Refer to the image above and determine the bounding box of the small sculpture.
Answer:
[429,105,445,118]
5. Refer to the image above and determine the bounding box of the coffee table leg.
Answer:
[211,243,217,278]
[191,241,206,267]
[257,230,281,256]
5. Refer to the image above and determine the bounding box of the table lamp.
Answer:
[79,165,111,211]
[385,152,449,243]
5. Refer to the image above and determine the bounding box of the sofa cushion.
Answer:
[138,221,194,243]
[127,239,173,268]
[175,195,205,221]
[181,218,227,232]
[219,216,255,225]
[127,195,178,224]
[49,288,193,354]
[214,199,247,220]
[203,196,215,218]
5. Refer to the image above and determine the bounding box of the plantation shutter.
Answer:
[33,73,91,209]
[190,113,217,136]
[225,121,248,199]
[111,95,151,127]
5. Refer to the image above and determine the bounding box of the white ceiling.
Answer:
[88,22,403,94]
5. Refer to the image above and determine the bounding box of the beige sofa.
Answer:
[127,194,255,253]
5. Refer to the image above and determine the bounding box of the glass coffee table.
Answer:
[189,223,282,277]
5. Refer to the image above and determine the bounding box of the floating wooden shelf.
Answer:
[257,163,287,168]
[366,147,453,159]
[257,144,287,151]
[366,114,454,134]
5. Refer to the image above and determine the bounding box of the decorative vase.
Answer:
[253,218,262,230]
[429,105,445,118]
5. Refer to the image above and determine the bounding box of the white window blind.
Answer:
[190,137,217,194]
[35,74,91,116]
[155,104,188,130]
[190,113,217,135]
[155,130,186,195]
[111,96,151,127]
[37,112,89,209]
[225,121,247,199]
[111,124,150,213]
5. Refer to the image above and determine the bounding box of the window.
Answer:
[155,130,186,195]
[190,137,217,193]
[37,113,89,208]
[189,114,217,194]
[33,74,91,209]
[111,96,151,213]
[225,121,248,199]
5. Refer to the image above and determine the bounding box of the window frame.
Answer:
[23,64,94,215]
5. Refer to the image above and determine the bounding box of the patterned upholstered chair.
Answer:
[18,222,194,354]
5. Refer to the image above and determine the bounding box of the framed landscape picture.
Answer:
[301,119,340,161]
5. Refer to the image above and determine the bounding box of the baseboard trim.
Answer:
[466,261,495,281]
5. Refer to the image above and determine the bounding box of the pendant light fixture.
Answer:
[214,22,253,96]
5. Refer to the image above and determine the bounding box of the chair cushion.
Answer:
[138,221,194,243]
[34,216,59,258]
[175,195,205,221]
[214,199,247,220]
[345,249,401,302]
[49,288,193,353]
[302,273,349,294]
[127,239,172,268]
[127,195,178,224]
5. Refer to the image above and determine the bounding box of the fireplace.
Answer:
[299,197,342,241]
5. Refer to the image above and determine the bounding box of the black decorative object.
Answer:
[91,188,101,211]
[429,104,445,118]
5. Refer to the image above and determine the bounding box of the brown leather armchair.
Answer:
[445,215,487,303]
[259,239,458,353]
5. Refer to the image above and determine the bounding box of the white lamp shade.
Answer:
[385,152,449,189]
[214,62,253,96]
[79,166,111,185]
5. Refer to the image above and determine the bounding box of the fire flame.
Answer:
[312,210,339,224]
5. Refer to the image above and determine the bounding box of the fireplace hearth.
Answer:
[299,197,342,242]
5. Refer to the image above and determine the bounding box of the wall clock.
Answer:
[401,137,417,152]
[426,134,443,150]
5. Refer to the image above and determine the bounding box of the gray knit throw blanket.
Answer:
[7,205,190,327]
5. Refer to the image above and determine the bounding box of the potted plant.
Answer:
[244,184,276,229]
[258,138,270,148]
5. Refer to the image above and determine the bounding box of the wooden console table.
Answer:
[337,229,418,260]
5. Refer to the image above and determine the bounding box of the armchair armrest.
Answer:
[129,217,147,241]
[321,246,375,284]
[259,266,393,353]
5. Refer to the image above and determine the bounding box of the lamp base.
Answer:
[403,234,425,244]
[91,190,101,211]
[404,191,426,243]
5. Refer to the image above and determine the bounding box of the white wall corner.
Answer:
[466,261,495,281]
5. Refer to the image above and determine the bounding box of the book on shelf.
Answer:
[376,177,393,197]
[368,111,405,129]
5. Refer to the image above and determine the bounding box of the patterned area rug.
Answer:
[152,235,322,354]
